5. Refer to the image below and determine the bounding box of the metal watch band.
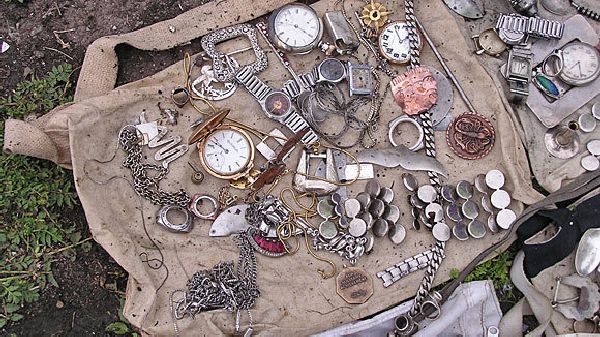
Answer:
[496,14,564,42]
[376,249,443,288]
[282,72,315,99]
[283,111,319,145]
[234,66,272,101]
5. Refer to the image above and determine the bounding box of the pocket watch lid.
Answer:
[188,108,230,145]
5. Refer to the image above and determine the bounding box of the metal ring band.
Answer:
[171,87,190,108]
[542,50,564,77]
[157,205,193,233]
[420,298,441,320]
[189,194,220,220]
[388,115,425,151]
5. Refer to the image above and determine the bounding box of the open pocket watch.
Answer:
[189,109,259,189]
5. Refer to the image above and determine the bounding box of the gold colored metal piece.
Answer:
[188,108,230,145]
[217,186,238,207]
[197,124,255,180]
[336,267,374,304]
[360,0,391,34]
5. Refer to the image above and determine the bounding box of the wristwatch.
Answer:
[282,58,349,99]
[233,65,319,145]
[503,45,533,103]
[495,13,564,45]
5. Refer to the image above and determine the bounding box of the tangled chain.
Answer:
[119,126,190,207]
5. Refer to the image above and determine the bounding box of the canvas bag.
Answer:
[3,0,543,335]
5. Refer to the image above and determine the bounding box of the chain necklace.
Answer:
[119,126,191,207]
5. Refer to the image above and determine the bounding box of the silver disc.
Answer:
[425,203,444,222]
[468,219,487,239]
[372,218,389,237]
[356,192,372,210]
[485,170,505,190]
[369,199,386,218]
[383,204,401,224]
[593,103,600,120]
[453,221,469,241]
[388,223,406,244]
[366,179,381,197]
[581,155,600,172]
[491,190,511,209]
[428,66,454,128]
[496,209,517,229]
[462,200,480,220]
[475,174,489,194]
[378,187,395,204]
[441,185,456,203]
[456,180,473,200]
[319,220,338,240]
[432,223,451,242]
[446,203,463,222]
[349,218,368,237]
[417,185,438,203]
[587,140,600,156]
[579,114,597,133]
[402,173,419,192]
[317,199,336,219]
[345,199,361,218]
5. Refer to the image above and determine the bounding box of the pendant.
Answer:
[390,66,438,116]
[446,112,495,160]
[336,267,374,304]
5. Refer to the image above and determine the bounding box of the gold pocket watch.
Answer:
[189,109,258,188]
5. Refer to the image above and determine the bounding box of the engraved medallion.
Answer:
[336,267,374,304]
[391,66,438,115]
[446,112,495,160]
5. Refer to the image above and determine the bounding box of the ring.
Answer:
[171,87,190,108]
[542,50,564,77]
[388,115,425,151]
[420,299,441,320]
[189,194,220,220]
[157,205,193,233]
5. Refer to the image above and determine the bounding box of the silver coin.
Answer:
[468,219,487,239]
[338,215,349,229]
[388,223,406,244]
[334,204,344,217]
[348,218,368,237]
[345,199,361,218]
[496,209,517,229]
[456,180,473,200]
[402,173,419,192]
[487,215,499,233]
[356,192,372,210]
[491,190,511,209]
[425,203,443,222]
[417,185,438,203]
[410,194,427,209]
[372,218,389,237]
[446,203,462,222]
[331,192,343,205]
[364,232,375,254]
[481,195,494,213]
[432,222,451,242]
[383,204,401,224]
[593,103,600,120]
[319,220,338,240]
[317,199,336,219]
[485,170,505,190]
[420,213,433,229]
[582,155,600,172]
[475,174,489,194]
[369,199,386,218]
[379,187,395,204]
[366,179,381,197]
[441,185,456,203]
[579,114,597,133]
[453,221,469,241]
[362,212,374,229]
[462,200,479,220]
[587,140,600,156]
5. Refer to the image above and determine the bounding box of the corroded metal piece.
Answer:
[390,66,438,116]
[446,112,495,160]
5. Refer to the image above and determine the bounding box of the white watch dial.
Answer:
[203,129,251,176]
[274,4,320,48]
[559,42,600,86]
[378,21,415,64]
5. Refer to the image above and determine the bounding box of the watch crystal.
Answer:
[203,129,252,176]
[264,92,292,118]
[274,4,320,48]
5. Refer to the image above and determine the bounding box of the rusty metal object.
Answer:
[336,267,374,304]
[390,66,437,116]
[446,112,495,160]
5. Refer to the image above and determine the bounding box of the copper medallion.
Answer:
[390,66,438,116]
[446,112,495,160]
[336,267,374,304]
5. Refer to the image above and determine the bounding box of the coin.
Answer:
[446,112,495,160]
[496,209,517,229]
[345,199,361,218]
[336,267,374,304]
[587,140,600,156]
[456,180,473,200]
[425,203,443,222]
[383,204,401,224]
[468,219,487,239]
[446,203,462,222]
[372,218,389,237]
[593,103,600,120]
[452,221,469,241]
[581,155,600,172]
[579,114,597,133]
[366,179,381,197]
[410,194,427,209]
[485,169,505,190]
[319,220,338,240]
[356,192,372,210]
[475,174,489,194]
[462,200,479,220]
[388,223,406,244]
[317,199,336,219]
[402,173,418,192]
[491,190,511,209]
[369,199,386,218]
[487,215,499,233]
[417,185,438,203]
[432,222,451,241]
[481,194,494,213]
[349,218,368,237]
[441,185,456,203]
[379,187,395,204]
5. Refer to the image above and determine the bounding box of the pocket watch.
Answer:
[378,21,420,64]
[189,109,257,184]
[267,3,323,54]
[555,42,600,87]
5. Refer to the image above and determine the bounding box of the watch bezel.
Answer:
[377,21,419,65]
[261,90,294,120]
[266,3,324,54]
[198,125,255,180]
[317,58,347,83]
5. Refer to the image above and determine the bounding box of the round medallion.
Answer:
[485,169,505,190]
[369,199,386,218]
[453,221,469,241]
[366,179,381,197]
[456,180,473,200]
[446,112,495,160]
[417,185,438,203]
[317,199,336,219]
[345,199,361,218]
[378,187,395,204]
[356,192,372,210]
[319,220,338,240]
[372,219,389,237]
[336,267,374,304]
[441,185,456,203]
[390,66,438,116]
[496,209,517,229]
[491,190,511,209]
[349,218,368,237]
[383,204,401,224]
[579,114,597,133]
[432,222,451,242]
[468,220,487,239]
[389,223,406,244]
[581,155,600,172]
[402,173,418,192]
[587,140,600,156]
[446,203,462,222]
[462,200,479,220]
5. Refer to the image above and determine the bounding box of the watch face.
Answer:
[264,92,292,118]
[510,57,529,76]
[378,21,415,64]
[202,129,252,177]
[559,42,600,86]
[319,58,346,82]
[272,4,322,52]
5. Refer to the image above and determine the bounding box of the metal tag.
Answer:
[441,0,485,19]
[336,267,374,304]
[344,164,375,181]
[324,11,360,54]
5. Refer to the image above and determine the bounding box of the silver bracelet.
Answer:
[376,248,444,287]
[495,13,564,45]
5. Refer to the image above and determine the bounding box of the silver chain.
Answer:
[404,0,421,69]
[119,127,190,207]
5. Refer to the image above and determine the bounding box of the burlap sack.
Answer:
[3,0,543,335]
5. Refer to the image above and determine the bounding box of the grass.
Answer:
[0,64,88,327]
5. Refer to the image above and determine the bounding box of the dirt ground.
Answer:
[0,0,215,334]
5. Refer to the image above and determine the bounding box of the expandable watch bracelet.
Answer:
[376,249,443,287]
[234,66,319,145]
[495,13,564,45]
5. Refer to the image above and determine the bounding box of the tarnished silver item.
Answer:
[189,194,220,220]
[388,115,425,151]
[191,64,237,101]
[495,14,564,45]
[294,148,338,195]
[545,124,580,159]
[357,145,448,177]
[441,0,485,19]
[324,11,360,54]
[149,126,189,169]
[158,205,194,233]
[376,249,440,287]
[344,164,375,180]
[209,204,251,237]
[575,228,600,276]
